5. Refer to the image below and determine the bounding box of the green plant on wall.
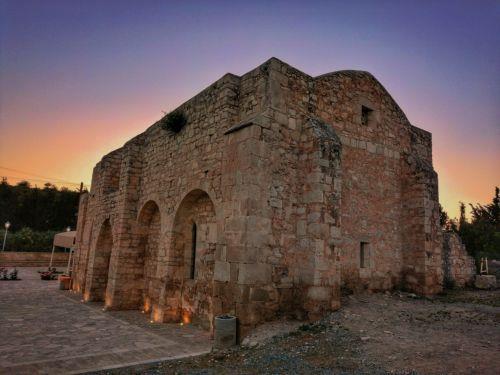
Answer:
[160,110,187,133]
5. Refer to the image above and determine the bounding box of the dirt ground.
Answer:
[95,288,500,375]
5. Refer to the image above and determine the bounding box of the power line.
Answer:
[0,175,80,186]
[0,166,84,186]
[1,175,86,188]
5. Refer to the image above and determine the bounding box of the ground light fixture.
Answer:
[2,221,10,252]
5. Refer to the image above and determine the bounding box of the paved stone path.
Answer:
[0,268,212,374]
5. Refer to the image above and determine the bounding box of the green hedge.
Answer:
[0,228,63,252]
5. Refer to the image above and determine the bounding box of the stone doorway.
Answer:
[85,219,113,302]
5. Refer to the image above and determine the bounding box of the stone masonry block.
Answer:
[214,261,230,282]
[307,286,331,301]
[238,263,272,285]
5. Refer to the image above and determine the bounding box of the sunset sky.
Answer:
[0,0,498,218]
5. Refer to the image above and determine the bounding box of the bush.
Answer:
[160,110,187,133]
[0,228,60,252]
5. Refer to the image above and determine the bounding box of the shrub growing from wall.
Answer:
[160,110,187,133]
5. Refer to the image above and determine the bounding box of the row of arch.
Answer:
[84,189,218,328]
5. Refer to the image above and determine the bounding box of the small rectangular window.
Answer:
[190,223,197,279]
[361,105,373,126]
[360,242,368,268]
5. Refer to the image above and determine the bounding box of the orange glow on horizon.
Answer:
[1,117,496,221]
[0,110,159,191]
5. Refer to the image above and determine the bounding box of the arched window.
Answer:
[190,222,197,279]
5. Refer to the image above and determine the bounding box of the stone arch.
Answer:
[85,219,113,302]
[164,189,217,329]
[137,200,162,312]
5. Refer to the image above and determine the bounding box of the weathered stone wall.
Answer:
[72,57,443,336]
[443,232,475,287]
[0,252,69,267]
[313,70,408,293]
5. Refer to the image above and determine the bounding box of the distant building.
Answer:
[72,58,446,336]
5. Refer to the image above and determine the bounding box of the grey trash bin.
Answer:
[214,315,237,349]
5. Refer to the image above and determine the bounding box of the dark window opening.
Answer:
[360,242,368,268]
[190,223,197,279]
[361,105,373,126]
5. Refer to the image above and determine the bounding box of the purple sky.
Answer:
[0,0,499,218]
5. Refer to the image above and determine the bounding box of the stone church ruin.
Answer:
[72,58,471,336]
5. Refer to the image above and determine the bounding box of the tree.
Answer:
[458,187,500,260]
[0,179,80,232]
[439,204,457,232]
[469,186,500,226]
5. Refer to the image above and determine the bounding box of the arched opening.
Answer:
[86,219,113,302]
[137,200,161,313]
[167,189,217,329]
